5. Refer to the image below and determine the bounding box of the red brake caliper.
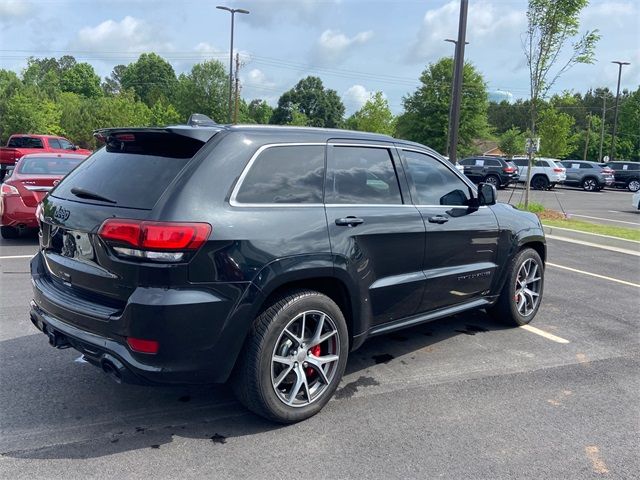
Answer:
[306,345,321,377]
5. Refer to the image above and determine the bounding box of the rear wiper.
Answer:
[70,187,117,204]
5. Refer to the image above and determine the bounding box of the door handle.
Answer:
[428,215,449,224]
[335,216,364,227]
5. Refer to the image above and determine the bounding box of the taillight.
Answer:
[0,183,19,196]
[503,167,516,173]
[127,337,159,354]
[553,168,565,173]
[98,219,211,262]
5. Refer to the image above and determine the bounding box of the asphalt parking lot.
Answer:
[1,192,638,479]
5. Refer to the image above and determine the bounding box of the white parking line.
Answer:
[545,234,640,256]
[568,213,640,226]
[520,325,570,344]
[0,254,34,259]
[547,262,640,288]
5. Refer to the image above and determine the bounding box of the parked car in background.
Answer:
[512,158,566,190]
[0,153,88,238]
[559,160,615,191]
[605,161,640,192]
[459,156,519,189]
[0,134,91,181]
[30,123,546,423]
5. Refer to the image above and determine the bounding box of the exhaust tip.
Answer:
[100,356,124,384]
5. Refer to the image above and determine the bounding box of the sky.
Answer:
[0,0,638,114]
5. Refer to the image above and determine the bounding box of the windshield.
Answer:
[18,156,84,175]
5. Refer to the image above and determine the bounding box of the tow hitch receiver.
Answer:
[45,326,71,349]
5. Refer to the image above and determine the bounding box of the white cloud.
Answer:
[343,84,373,113]
[313,29,373,65]
[408,1,524,64]
[71,16,173,54]
[0,0,32,24]
[231,0,341,27]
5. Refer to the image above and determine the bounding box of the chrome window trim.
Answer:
[398,146,478,192]
[229,142,326,208]
[324,204,414,208]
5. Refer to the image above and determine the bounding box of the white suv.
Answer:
[512,157,567,190]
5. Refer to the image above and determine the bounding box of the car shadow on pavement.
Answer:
[1,309,508,460]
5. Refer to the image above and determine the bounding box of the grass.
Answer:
[542,218,640,242]
[516,202,545,214]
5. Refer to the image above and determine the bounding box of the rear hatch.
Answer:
[14,155,86,204]
[37,129,217,309]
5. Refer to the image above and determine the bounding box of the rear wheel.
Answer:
[488,248,544,326]
[628,180,640,192]
[484,174,500,188]
[582,177,598,192]
[531,175,549,190]
[232,290,349,423]
[0,226,19,239]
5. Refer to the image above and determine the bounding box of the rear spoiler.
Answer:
[93,126,224,144]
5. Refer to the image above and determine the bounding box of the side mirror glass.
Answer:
[478,183,496,206]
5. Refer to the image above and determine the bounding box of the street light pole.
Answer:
[609,60,630,161]
[444,38,468,158]
[447,0,469,165]
[217,5,250,124]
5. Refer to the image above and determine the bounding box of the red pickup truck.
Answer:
[0,134,91,180]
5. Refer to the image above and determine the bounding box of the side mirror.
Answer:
[72,145,79,151]
[478,183,497,206]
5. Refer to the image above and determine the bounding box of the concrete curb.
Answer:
[543,225,640,252]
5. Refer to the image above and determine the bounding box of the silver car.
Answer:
[559,160,615,192]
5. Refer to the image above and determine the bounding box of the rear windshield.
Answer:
[51,132,205,210]
[8,136,44,148]
[18,156,84,175]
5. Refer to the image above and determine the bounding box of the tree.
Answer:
[175,60,228,123]
[616,86,640,161]
[396,57,489,156]
[499,127,526,158]
[346,91,395,135]
[149,98,182,126]
[57,92,94,147]
[120,53,178,107]
[247,99,273,124]
[537,107,576,158]
[522,0,599,205]
[0,88,62,138]
[102,65,127,96]
[60,63,102,97]
[0,70,23,141]
[271,76,345,128]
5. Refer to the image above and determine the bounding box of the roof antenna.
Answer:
[188,113,217,127]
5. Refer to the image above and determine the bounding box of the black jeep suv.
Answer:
[459,156,519,189]
[30,122,546,423]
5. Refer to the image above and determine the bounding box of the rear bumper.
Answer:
[30,251,263,384]
[0,196,37,228]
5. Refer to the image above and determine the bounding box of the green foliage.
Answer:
[247,99,273,124]
[271,76,345,128]
[60,63,102,98]
[102,65,127,96]
[616,86,640,160]
[1,88,63,138]
[499,127,526,158]
[488,99,531,135]
[149,98,183,126]
[537,107,576,158]
[396,57,489,156]
[0,70,23,141]
[346,92,395,135]
[121,53,178,107]
[516,202,545,213]
[175,60,228,123]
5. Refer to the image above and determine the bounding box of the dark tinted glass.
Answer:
[535,160,549,167]
[486,159,501,166]
[513,159,528,167]
[52,132,204,209]
[460,158,474,166]
[58,138,74,149]
[403,150,470,206]
[236,145,325,204]
[18,156,84,175]
[8,137,43,148]
[327,146,402,204]
[579,163,594,169]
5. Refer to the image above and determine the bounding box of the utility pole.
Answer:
[609,60,630,161]
[583,115,591,160]
[217,5,250,124]
[598,95,606,162]
[233,53,241,124]
[447,0,469,165]
[444,38,468,158]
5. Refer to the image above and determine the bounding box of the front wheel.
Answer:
[628,180,640,192]
[0,226,19,239]
[531,175,549,190]
[232,290,349,423]
[488,248,544,326]
[582,177,598,191]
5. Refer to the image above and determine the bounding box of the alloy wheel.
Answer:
[629,180,640,192]
[271,310,340,407]
[514,258,542,317]
[583,178,597,191]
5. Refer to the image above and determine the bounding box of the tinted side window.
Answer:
[235,145,325,204]
[627,163,640,171]
[513,159,528,167]
[326,146,402,204]
[486,159,501,167]
[459,158,473,166]
[49,138,62,149]
[535,160,549,167]
[579,163,593,169]
[8,137,43,148]
[58,138,74,149]
[403,150,471,206]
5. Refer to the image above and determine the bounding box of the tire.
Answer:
[582,177,598,192]
[627,180,640,192]
[488,248,544,327]
[531,175,549,190]
[0,226,19,239]
[232,289,349,423]
[484,174,500,188]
